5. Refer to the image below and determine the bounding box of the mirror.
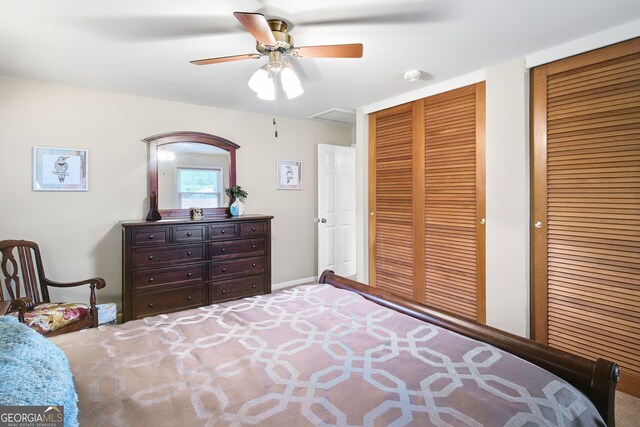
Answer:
[144,131,239,219]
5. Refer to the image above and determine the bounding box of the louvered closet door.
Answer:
[369,103,422,300]
[423,83,486,322]
[532,38,640,397]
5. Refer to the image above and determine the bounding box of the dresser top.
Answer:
[120,214,273,228]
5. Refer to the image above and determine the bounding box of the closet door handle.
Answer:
[534,220,543,229]
[479,218,486,225]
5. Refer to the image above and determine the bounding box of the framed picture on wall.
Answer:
[277,160,302,190]
[33,147,88,191]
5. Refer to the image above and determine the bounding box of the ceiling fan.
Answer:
[190,12,363,100]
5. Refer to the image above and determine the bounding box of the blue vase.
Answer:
[230,199,245,216]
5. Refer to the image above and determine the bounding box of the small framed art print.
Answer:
[277,160,302,190]
[33,146,88,191]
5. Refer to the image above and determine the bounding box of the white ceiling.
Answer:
[1,0,639,121]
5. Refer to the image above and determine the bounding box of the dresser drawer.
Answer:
[209,239,265,260]
[174,225,205,243]
[133,244,204,269]
[209,257,265,281]
[240,221,267,237]
[132,227,169,247]
[210,275,265,303]
[132,286,204,319]
[208,224,237,240]
[133,264,205,292]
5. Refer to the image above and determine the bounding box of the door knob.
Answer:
[370,211,375,216]
[314,218,327,223]
[534,220,543,229]
[479,218,486,225]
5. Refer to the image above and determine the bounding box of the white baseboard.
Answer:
[272,276,318,291]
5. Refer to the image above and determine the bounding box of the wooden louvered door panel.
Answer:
[532,38,640,397]
[369,103,420,299]
[423,83,486,322]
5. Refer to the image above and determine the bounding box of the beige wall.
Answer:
[485,58,530,337]
[0,76,352,306]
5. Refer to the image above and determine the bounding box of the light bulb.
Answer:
[248,65,271,93]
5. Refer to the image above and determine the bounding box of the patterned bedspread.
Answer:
[50,284,604,426]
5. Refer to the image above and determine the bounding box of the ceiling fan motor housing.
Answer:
[256,20,294,55]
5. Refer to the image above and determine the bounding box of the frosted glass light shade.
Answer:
[248,66,271,93]
[281,66,304,99]
[257,82,275,100]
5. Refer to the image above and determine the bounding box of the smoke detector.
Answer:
[403,70,421,81]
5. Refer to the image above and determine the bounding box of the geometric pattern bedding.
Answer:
[50,284,605,426]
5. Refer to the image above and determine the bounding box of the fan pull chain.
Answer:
[273,117,278,138]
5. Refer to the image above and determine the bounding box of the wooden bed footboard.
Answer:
[319,270,619,426]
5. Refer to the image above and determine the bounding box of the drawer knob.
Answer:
[187,272,192,277]
[251,227,256,231]
[252,245,256,249]
[187,251,192,256]
[221,229,226,234]
[148,255,154,260]
[252,284,256,289]
[221,248,226,253]
[221,289,227,294]
[148,302,155,308]
[187,232,192,237]
[221,267,227,272]
[187,295,192,301]
[252,263,256,268]
[148,277,154,282]
[148,234,154,240]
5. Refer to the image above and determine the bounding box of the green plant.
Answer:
[225,185,248,200]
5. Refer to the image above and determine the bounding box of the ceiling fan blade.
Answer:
[190,53,262,66]
[293,44,363,59]
[233,12,277,46]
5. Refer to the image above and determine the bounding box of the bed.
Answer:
[48,271,619,426]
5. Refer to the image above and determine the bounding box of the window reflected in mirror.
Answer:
[157,143,231,210]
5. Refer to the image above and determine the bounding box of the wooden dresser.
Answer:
[121,215,272,321]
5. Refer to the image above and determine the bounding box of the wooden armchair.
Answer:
[0,239,106,336]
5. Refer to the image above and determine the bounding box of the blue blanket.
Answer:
[0,316,78,427]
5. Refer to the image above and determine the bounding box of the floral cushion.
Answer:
[18,303,89,335]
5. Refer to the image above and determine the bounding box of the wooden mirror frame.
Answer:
[143,131,240,219]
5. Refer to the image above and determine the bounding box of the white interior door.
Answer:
[317,144,356,278]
